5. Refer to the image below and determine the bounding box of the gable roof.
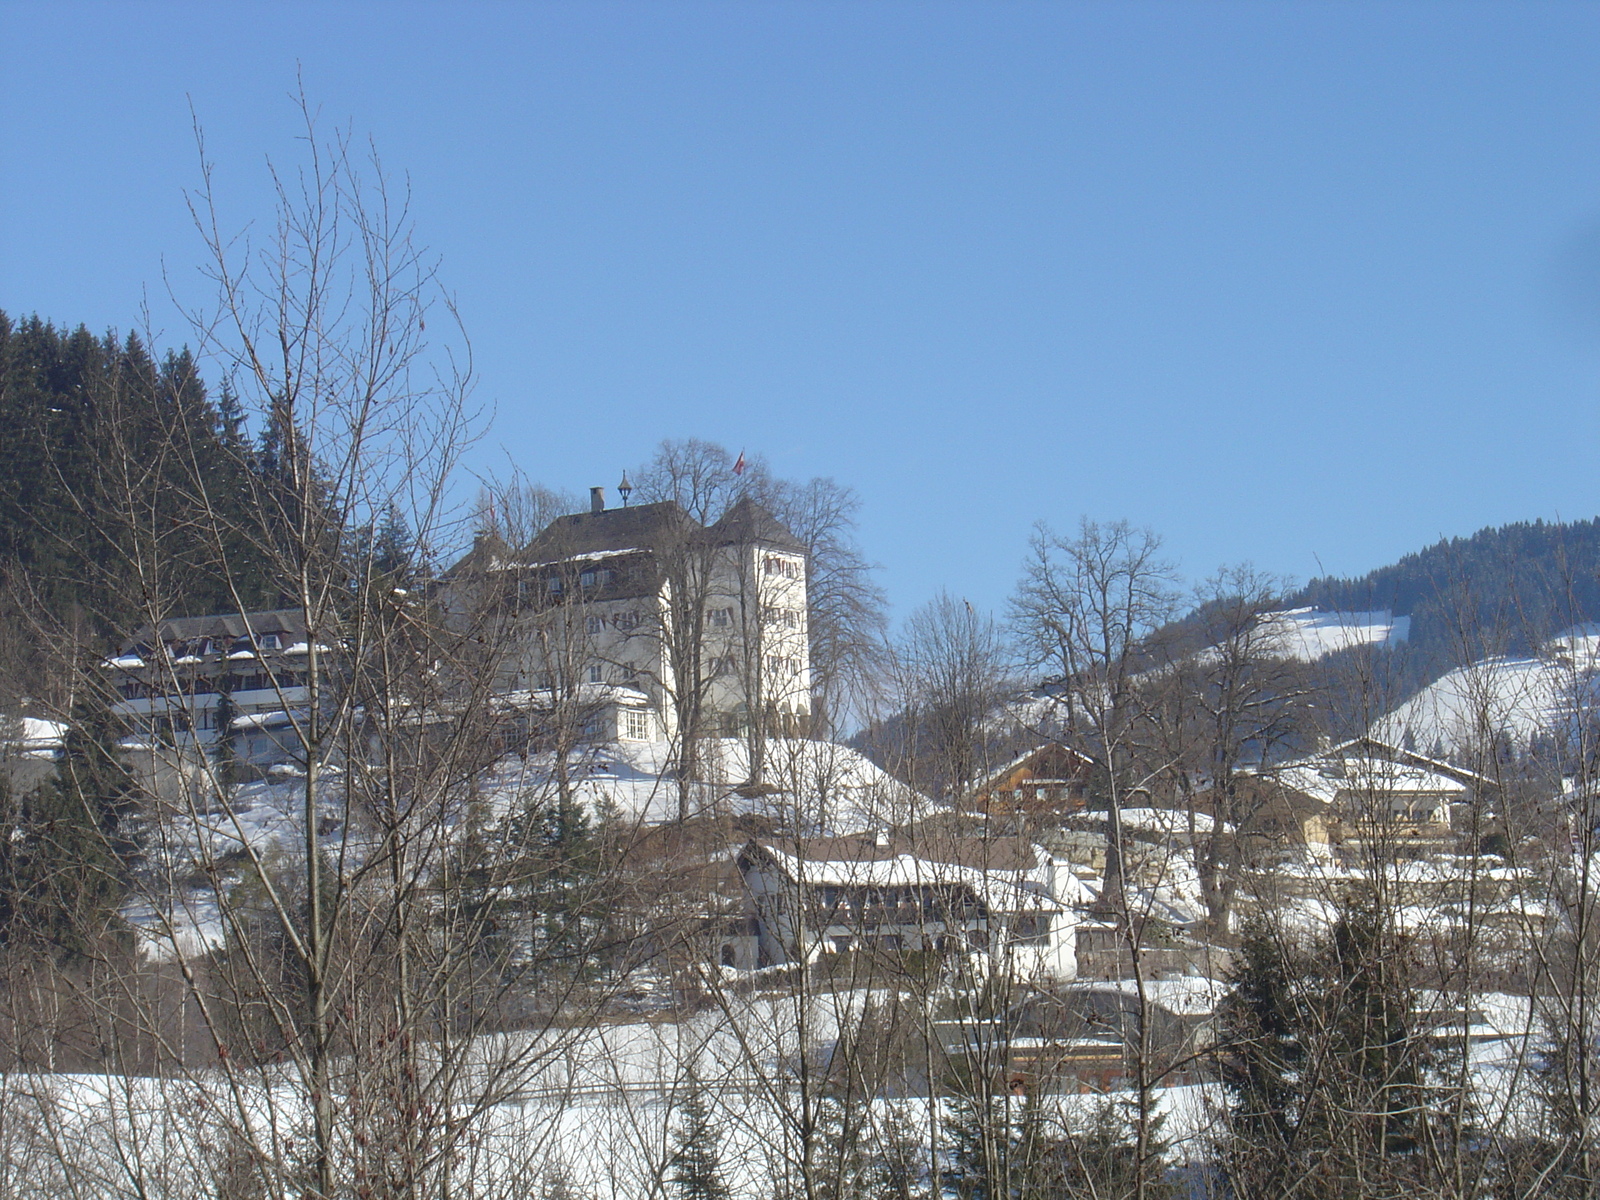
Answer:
[1329,735,1494,789]
[752,832,1041,874]
[739,837,1083,914]
[971,743,1095,790]
[438,531,511,580]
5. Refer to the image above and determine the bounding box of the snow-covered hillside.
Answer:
[122,737,926,962]
[478,736,926,831]
[1373,625,1600,755]
[1257,607,1410,661]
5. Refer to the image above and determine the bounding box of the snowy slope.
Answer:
[1373,626,1600,755]
[124,738,926,961]
[477,737,927,832]
[1256,607,1410,661]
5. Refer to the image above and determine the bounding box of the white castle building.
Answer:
[450,486,812,745]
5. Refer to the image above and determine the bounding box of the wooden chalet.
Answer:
[968,743,1095,816]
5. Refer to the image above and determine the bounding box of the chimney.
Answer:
[590,486,606,514]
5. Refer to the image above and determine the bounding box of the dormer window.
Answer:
[259,633,282,651]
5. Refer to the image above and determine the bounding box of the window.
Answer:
[580,570,597,588]
[710,607,733,628]
[588,665,604,684]
[614,610,641,631]
[763,556,801,580]
[585,615,606,636]
[258,633,282,650]
[622,709,651,741]
[762,604,802,629]
[547,577,564,594]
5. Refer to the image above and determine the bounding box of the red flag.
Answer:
[732,450,747,476]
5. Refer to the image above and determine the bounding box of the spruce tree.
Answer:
[670,1075,730,1200]
[0,693,135,956]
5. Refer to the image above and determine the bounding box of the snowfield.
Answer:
[1256,607,1410,662]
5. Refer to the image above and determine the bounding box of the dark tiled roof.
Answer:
[709,497,805,554]
[444,495,807,578]
[518,501,694,562]
[127,609,308,650]
[438,531,511,581]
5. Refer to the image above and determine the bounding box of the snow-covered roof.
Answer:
[493,683,652,709]
[747,840,1094,913]
[1263,758,1468,807]
[1116,807,1223,837]
[500,547,648,571]
[1071,975,1227,1018]
[229,709,301,731]
[6,716,66,753]
[473,736,929,832]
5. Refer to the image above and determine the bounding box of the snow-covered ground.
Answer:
[479,736,925,832]
[1363,623,1600,756]
[1256,607,1410,662]
[0,1008,1554,1200]
[121,737,928,962]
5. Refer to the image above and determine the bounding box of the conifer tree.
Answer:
[670,1075,730,1200]
[0,693,134,956]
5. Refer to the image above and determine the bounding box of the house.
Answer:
[105,609,313,766]
[1236,738,1478,860]
[967,742,1094,816]
[939,976,1222,1093]
[735,834,1091,979]
[446,487,811,743]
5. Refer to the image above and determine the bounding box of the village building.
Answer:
[734,834,1090,978]
[939,976,1222,1093]
[104,609,313,767]
[1232,737,1489,861]
[966,742,1095,816]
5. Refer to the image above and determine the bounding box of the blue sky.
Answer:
[3,1,1598,622]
